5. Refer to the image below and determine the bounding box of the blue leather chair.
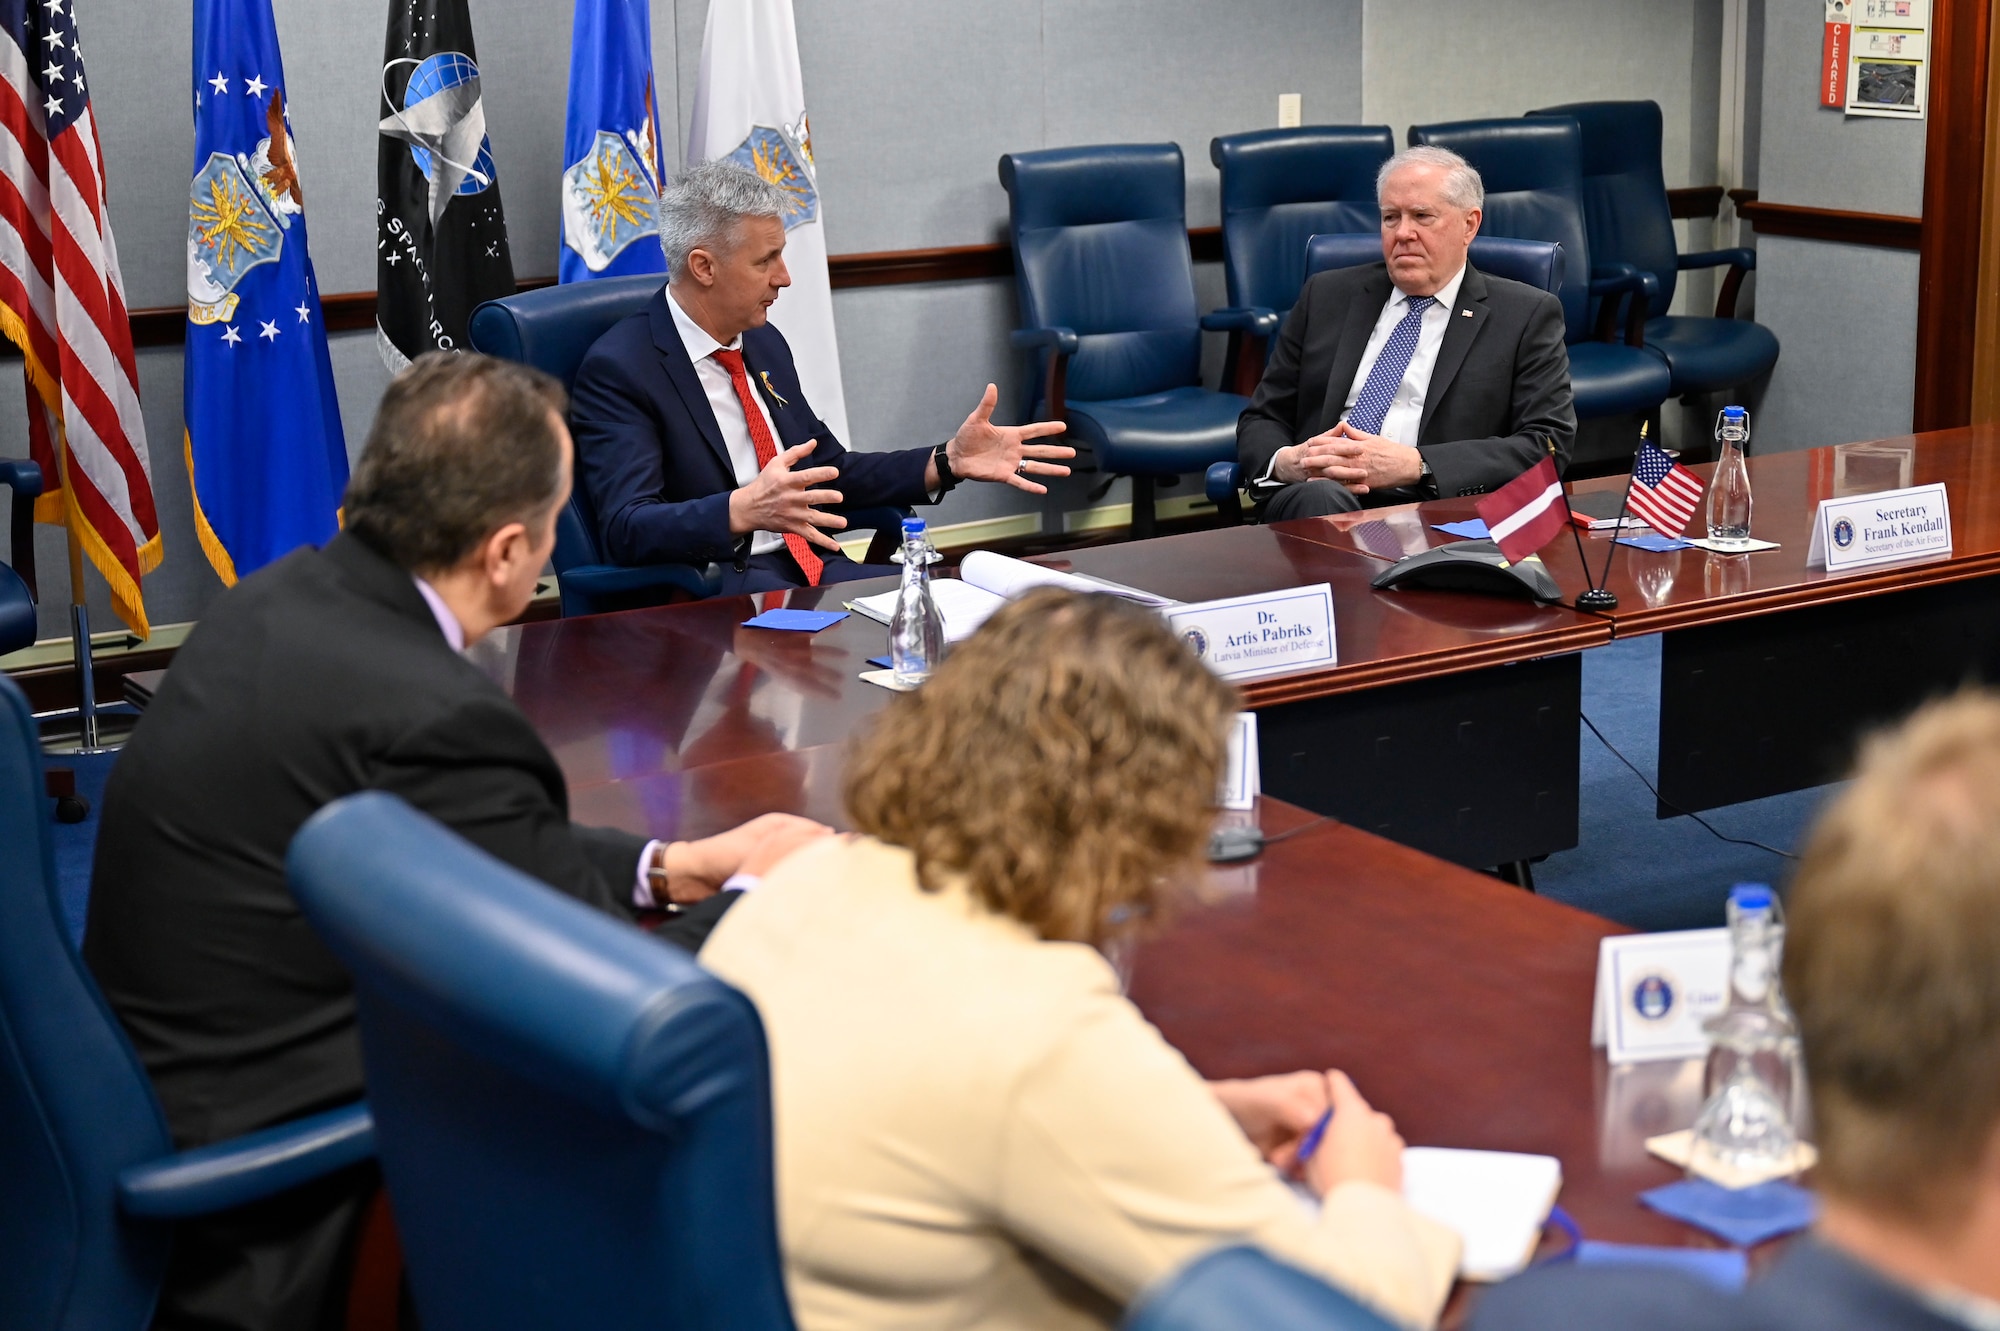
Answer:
[2,458,41,656]
[288,790,797,1331]
[1529,100,1778,398]
[1209,127,1396,387]
[999,144,1273,536]
[1203,235,1565,507]
[1406,118,1672,427]
[0,672,375,1331]
[469,280,905,614]
[1122,1246,1399,1331]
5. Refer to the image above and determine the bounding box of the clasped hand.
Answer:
[1272,421,1424,494]
[1208,1068,1405,1197]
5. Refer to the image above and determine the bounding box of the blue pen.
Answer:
[1296,1107,1334,1166]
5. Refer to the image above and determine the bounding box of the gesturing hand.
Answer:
[945,384,1075,494]
[728,440,847,553]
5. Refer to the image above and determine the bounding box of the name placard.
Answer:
[1806,482,1952,571]
[1218,712,1261,810]
[1590,929,1730,1064]
[1166,584,1337,683]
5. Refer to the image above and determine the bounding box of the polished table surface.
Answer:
[492,522,1608,791]
[1284,427,2000,634]
[568,744,1699,1258]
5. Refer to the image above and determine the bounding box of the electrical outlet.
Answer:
[1278,93,1302,128]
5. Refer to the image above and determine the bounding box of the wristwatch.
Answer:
[645,844,685,913]
[1417,455,1437,495]
[931,443,962,495]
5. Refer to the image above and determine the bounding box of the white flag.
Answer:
[687,0,850,446]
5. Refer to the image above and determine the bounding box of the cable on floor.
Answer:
[1579,711,1799,861]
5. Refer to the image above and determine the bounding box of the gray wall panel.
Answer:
[1042,0,1365,229]
[1757,0,1923,213]
[1747,235,1917,451]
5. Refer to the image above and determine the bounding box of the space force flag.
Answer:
[561,0,666,282]
[376,0,515,368]
[687,0,849,444]
[185,0,346,585]
[0,0,160,634]
[1475,455,1571,565]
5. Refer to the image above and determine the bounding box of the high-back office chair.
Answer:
[1121,1246,1399,1331]
[1405,118,1672,450]
[0,673,376,1331]
[288,791,797,1331]
[471,277,720,614]
[1,459,37,658]
[1000,144,1273,536]
[1203,235,1565,509]
[1209,127,1396,388]
[1528,100,1778,400]
[469,281,905,615]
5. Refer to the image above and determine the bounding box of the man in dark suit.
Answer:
[571,160,1075,596]
[1238,145,1575,518]
[1471,693,2000,1331]
[84,354,827,1331]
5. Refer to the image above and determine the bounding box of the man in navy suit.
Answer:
[571,161,1073,595]
[1470,692,2000,1331]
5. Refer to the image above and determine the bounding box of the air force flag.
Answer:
[687,0,848,445]
[561,0,666,282]
[185,0,346,585]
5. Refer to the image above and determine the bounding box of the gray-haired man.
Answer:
[1238,145,1577,518]
[570,160,1072,593]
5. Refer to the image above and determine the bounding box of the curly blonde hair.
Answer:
[844,588,1238,945]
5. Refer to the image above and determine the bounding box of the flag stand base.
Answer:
[62,603,118,755]
[1575,587,1620,611]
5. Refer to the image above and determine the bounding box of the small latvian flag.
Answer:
[1475,456,1571,565]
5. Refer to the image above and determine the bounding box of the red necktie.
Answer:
[711,347,822,586]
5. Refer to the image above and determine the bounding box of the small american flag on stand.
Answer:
[1627,440,1706,538]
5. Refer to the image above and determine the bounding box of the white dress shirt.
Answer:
[666,288,787,557]
[1340,262,1468,446]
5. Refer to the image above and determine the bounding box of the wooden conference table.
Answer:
[566,745,1697,1262]
[1290,428,2000,813]
[497,522,1608,870]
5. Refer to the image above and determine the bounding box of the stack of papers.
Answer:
[1292,1147,1564,1282]
[846,550,1178,643]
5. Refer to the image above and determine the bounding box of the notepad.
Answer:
[1401,1148,1564,1282]
[1289,1147,1563,1282]
[845,550,1177,642]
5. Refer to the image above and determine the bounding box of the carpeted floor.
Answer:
[1535,634,1836,932]
[44,748,116,949]
[42,638,1834,943]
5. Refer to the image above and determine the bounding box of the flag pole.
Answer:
[63,513,103,749]
[1578,423,1648,612]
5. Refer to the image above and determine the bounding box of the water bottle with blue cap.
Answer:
[889,517,945,686]
[1705,406,1754,546]
[1690,882,1807,1179]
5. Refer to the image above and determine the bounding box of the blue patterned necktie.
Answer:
[1345,295,1437,437]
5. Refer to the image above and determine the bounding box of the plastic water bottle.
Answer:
[1705,406,1754,546]
[888,517,945,687]
[1689,883,1806,1180]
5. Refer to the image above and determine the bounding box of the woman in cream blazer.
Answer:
[701,590,1461,1331]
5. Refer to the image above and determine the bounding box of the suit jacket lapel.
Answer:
[1318,266,1396,433]
[647,291,740,479]
[1418,264,1491,443]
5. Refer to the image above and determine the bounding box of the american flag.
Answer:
[0,0,158,635]
[1627,441,1705,538]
